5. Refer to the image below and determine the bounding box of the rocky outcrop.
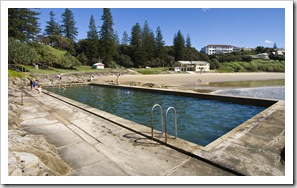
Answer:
[8,84,71,176]
[28,71,129,86]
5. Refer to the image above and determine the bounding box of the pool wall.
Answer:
[43,85,283,154]
[90,83,278,107]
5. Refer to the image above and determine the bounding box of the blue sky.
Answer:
[38,8,284,50]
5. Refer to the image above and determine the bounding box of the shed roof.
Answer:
[191,61,209,65]
[178,61,209,65]
[93,63,105,66]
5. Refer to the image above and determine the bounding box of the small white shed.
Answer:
[92,63,105,69]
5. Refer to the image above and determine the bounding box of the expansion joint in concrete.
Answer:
[161,157,191,176]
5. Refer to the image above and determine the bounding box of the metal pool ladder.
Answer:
[150,104,177,143]
[151,104,164,139]
[165,107,177,143]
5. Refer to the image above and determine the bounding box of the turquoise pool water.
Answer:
[46,85,266,146]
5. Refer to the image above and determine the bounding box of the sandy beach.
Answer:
[99,72,285,89]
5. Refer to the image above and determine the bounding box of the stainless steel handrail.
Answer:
[150,104,164,139]
[165,107,177,143]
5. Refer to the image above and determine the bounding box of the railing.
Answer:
[150,104,164,139]
[165,107,177,143]
[150,104,177,143]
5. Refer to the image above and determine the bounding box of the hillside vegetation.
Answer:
[8,8,285,74]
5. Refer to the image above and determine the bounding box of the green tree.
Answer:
[118,54,133,67]
[130,23,145,67]
[130,23,142,47]
[186,34,191,48]
[87,15,99,40]
[59,52,81,68]
[142,20,155,63]
[61,8,78,41]
[173,30,185,61]
[8,37,38,64]
[114,31,120,45]
[8,8,41,42]
[32,43,59,67]
[76,52,88,65]
[121,31,129,45]
[48,34,75,54]
[255,46,267,53]
[155,26,166,66]
[44,11,61,36]
[86,15,99,65]
[273,42,278,49]
[99,8,117,66]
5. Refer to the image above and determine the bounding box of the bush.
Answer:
[8,37,38,64]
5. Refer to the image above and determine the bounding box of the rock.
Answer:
[8,85,71,176]
[8,130,71,176]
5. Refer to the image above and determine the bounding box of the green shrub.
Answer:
[8,37,38,64]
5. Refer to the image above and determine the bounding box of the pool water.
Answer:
[46,85,266,146]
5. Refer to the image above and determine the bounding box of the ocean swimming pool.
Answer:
[46,85,271,146]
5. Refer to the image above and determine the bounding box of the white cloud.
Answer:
[264,40,273,44]
[201,8,210,13]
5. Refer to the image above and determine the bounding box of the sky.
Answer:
[37,8,285,50]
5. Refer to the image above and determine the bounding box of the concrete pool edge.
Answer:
[42,88,245,175]
[43,83,280,153]
[42,83,284,175]
[90,83,278,107]
[203,100,284,151]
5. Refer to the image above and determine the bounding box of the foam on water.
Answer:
[212,86,285,100]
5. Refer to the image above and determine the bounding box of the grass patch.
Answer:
[135,67,170,75]
[18,65,128,75]
[8,70,28,78]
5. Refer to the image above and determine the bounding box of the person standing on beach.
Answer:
[116,73,120,85]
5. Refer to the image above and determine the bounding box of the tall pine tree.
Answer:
[121,31,129,45]
[142,20,155,62]
[130,23,145,67]
[86,15,99,65]
[130,23,142,47]
[8,8,40,42]
[155,26,166,64]
[87,15,99,40]
[114,31,120,45]
[99,8,117,66]
[173,30,185,61]
[61,8,78,41]
[44,11,61,36]
[186,34,191,48]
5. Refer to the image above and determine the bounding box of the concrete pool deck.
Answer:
[20,86,285,176]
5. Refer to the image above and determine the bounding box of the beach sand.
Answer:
[99,72,285,89]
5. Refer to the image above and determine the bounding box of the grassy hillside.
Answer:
[46,45,67,57]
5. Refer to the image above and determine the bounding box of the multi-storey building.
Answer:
[200,44,240,55]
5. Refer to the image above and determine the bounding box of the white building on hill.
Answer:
[201,44,240,55]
